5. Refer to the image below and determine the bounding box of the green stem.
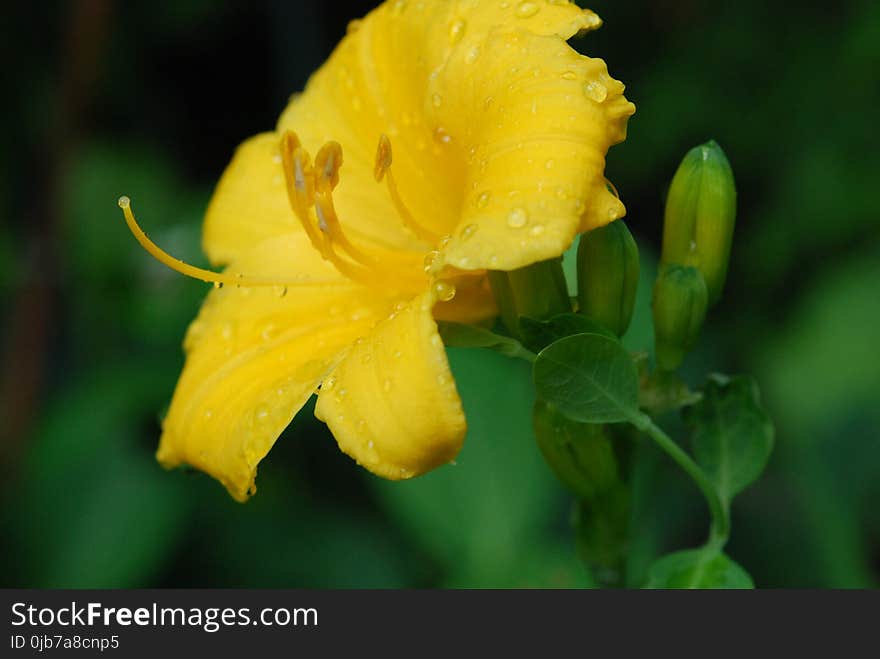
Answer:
[632,413,729,546]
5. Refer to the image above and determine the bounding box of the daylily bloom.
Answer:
[121,0,634,501]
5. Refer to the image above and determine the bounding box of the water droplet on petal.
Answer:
[448,18,466,44]
[530,224,545,236]
[515,1,539,18]
[434,280,456,302]
[323,376,336,390]
[476,191,491,209]
[545,159,555,169]
[465,45,481,63]
[431,92,443,108]
[507,207,528,228]
[460,223,478,240]
[561,71,577,80]
[584,81,608,102]
[423,250,442,273]
[433,126,452,144]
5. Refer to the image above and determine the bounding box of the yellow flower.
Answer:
[121,0,634,501]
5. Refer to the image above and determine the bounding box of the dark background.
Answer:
[1,0,878,587]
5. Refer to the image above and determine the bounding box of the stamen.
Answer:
[117,196,322,288]
[374,134,392,182]
[281,131,330,259]
[374,134,441,244]
[314,141,343,192]
[314,190,377,268]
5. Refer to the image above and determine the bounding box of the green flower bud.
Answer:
[662,140,736,305]
[532,399,620,500]
[652,264,708,371]
[576,220,640,336]
[488,259,570,337]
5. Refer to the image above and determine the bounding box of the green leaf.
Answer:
[645,547,754,589]
[684,374,774,504]
[437,321,533,360]
[533,333,642,425]
[519,313,615,352]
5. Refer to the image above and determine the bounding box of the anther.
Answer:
[374,134,393,182]
[315,141,343,192]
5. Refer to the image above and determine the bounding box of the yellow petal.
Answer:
[158,232,398,501]
[201,133,297,267]
[274,0,632,271]
[437,28,634,270]
[314,288,466,479]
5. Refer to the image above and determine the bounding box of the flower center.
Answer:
[279,130,443,294]
[117,132,472,303]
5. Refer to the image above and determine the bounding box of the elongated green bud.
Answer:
[576,220,640,336]
[532,399,620,500]
[652,264,708,371]
[662,140,736,305]
[488,259,570,337]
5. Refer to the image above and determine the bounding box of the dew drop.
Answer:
[423,250,442,273]
[323,376,336,390]
[448,18,466,44]
[515,1,539,18]
[465,45,481,63]
[204,408,214,420]
[393,349,403,359]
[561,70,577,81]
[356,419,366,432]
[460,223,478,240]
[476,191,491,209]
[221,322,234,341]
[434,280,456,302]
[507,207,528,228]
[255,405,270,422]
[584,81,608,103]
[439,234,452,248]
[433,126,452,144]
[545,158,555,169]
[382,378,393,392]
[361,353,372,364]
[431,92,443,108]
[368,439,375,449]
[530,224,545,236]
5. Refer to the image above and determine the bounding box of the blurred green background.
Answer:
[1,0,877,588]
